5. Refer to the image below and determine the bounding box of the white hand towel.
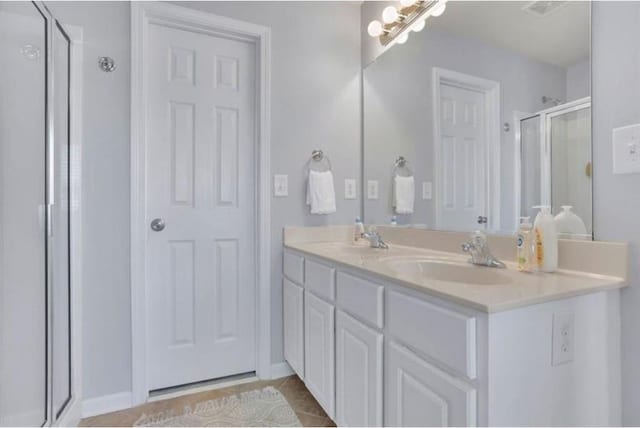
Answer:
[393,175,415,214]
[306,170,337,214]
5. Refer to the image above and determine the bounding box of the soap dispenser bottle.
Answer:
[532,206,558,273]
[516,216,534,272]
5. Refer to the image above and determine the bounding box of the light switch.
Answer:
[367,180,379,200]
[422,181,433,200]
[344,179,357,200]
[613,124,640,174]
[273,174,288,197]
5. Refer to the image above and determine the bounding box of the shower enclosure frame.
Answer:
[514,96,592,236]
[31,2,84,426]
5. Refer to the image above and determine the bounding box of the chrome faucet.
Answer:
[461,231,506,268]
[363,226,389,249]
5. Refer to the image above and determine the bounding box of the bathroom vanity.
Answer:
[282,226,627,427]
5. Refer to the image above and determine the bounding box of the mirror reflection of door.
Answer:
[436,83,487,232]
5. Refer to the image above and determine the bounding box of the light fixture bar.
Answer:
[378,0,446,46]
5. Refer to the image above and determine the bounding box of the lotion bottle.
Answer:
[532,206,558,273]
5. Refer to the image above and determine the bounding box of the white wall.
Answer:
[363,27,566,231]
[566,58,590,102]
[591,2,640,425]
[49,1,361,400]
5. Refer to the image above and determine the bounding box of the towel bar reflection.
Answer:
[394,156,413,177]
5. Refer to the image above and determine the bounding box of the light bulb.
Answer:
[411,19,426,32]
[382,6,399,24]
[400,0,416,7]
[396,32,409,44]
[430,0,447,17]
[367,20,385,37]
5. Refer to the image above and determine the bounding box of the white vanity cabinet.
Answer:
[282,247,621,427]
[283,249,477,427]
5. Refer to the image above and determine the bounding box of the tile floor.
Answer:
[79,375,335,427]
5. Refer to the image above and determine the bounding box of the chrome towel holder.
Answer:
[308,149,332,173]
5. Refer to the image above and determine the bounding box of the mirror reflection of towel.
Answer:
[306,170,336,214]
[393,175,415,214]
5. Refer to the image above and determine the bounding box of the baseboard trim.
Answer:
[81,391,133,418]
[270,361,294,379]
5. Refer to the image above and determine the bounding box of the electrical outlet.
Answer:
[367,180,379,200]
[273,174,288,197]
[552,312,574,366]
[344,179,357,200]
[422,181,433,200]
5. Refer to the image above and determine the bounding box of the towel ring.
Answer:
[308,149,332,173]
[393,156,413,177]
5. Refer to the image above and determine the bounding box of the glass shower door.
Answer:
[0,2,48,425]
[549,106,592,235]
[520,115,542,221]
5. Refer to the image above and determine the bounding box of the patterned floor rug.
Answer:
[134,386,302,427]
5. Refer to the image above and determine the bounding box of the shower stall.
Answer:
[0,2,79,425]
[518,97,592,238]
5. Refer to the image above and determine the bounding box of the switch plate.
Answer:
[367,180,379,200]
[613,124,640,174]
[552,312,574,366]
[422,181,433,200]
[273,174,288,197]
[344,179,357,200]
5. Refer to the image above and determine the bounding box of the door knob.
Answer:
[150,218,165,232]
[477,216,488,225]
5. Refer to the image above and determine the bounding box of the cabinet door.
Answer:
[283,279,304,379]
[385,341,476,427]
[336,311,383,427]
[304,291,335,418]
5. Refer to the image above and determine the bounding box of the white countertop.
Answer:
[285,240,627,313]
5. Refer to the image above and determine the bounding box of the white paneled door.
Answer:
[437,83,487,231]
[145,23,256,390]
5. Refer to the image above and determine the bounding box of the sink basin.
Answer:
[386,259,511,285]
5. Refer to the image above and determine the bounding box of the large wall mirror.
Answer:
[363,1,592,239]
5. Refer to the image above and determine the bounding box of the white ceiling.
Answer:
[428,1,590,68]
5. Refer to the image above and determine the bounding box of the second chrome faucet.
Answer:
[461,231,506,268]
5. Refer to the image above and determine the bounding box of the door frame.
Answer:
[432,67,501,232]
[130,2,271,406]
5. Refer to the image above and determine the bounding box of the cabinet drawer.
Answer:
[337,272,384,328]
[387,290,477,379]
[305,259,335,301]
[284,251,304,284]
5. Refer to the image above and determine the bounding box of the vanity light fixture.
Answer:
[368,0,448,47]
